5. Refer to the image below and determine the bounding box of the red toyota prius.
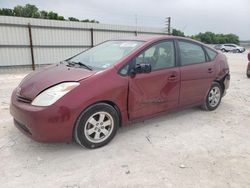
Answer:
[10,36,230,148]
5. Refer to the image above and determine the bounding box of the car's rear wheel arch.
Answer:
[204,80,223,101]
[214,79,225,94]
[201,81,222,111]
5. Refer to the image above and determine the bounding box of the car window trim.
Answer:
[176,39,210,67]
[204,46,218,61]
[118,39,177,76]
[201,45,211,62]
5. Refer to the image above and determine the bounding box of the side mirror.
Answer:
[130,64,151,76]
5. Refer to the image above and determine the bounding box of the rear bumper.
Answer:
[223,73,230,96]
[10,88,75,142]
[239,48,245,53]
[247,62,250,76]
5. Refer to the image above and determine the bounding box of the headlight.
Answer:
[31,82,80,106]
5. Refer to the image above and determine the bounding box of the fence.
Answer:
[0,16,167,71]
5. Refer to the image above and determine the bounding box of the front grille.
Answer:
[14,119,32,135]
[16,95,32,103]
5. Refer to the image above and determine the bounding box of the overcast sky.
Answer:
[1,0,249,40]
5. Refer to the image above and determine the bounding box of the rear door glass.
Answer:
[178,41,206,65]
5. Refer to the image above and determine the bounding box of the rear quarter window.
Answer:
[205,47,217,61]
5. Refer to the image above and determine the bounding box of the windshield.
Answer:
[69,40,144,70]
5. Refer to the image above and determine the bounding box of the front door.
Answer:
[128,40,180,120]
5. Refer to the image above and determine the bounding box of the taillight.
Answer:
[248,52,250,61]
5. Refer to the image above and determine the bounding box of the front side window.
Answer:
[70,40,144,70]
[178,41,206,65]
[135,41,175,70]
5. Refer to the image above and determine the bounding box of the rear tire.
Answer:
[74,103,119,149]
[201,82,222,111]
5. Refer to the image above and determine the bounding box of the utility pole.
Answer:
[135,14,138,36]
[165,17,171,35]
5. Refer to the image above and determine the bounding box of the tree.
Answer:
[0,4,99,23]
[0,8,14,16]
[58,16,65,20]
[12,4,40,18]
[224,34,239,44]
[81,19,90,22]
[47,11,58,20]
[24,4,39,17]
[68,17,79,22]
[172,29,185,37]
[192,32,240,44]
[40,10,48,19]
[215,34,226,44]
[90,20,99,23]
[13,5,24,16]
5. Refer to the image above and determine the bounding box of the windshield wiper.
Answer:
[67,61,93,71]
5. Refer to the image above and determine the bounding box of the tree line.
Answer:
[0,4,99,23]
[172,29,239,44]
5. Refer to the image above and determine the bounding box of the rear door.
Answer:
[128,40,180,120]
[225,44,233,51]
[177,40,215,107]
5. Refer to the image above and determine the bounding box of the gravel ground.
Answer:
[0,52,250,188]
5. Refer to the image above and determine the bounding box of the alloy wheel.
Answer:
[84,111,114,143]
[208,86,221,107]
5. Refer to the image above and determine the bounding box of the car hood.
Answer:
[18,63,97,100]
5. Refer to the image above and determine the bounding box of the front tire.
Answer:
[74,103,119,149]
[201,82,222,111]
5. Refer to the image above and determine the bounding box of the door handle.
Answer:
[208,68,213,73]
[168,75,177,81]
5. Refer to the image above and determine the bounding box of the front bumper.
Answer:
[10,88,76,142]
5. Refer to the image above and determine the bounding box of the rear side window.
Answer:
[205,47,217,60]
[178,41,206,65]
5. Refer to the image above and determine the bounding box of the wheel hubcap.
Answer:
[208,86,221,107]
[84,111,114,143]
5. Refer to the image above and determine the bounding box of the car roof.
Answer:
[115,35,172,42]
[108,35,202,44]
[106,35,217,51]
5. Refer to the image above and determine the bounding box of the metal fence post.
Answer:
[28,23,35,70]
[90,28,94,47]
